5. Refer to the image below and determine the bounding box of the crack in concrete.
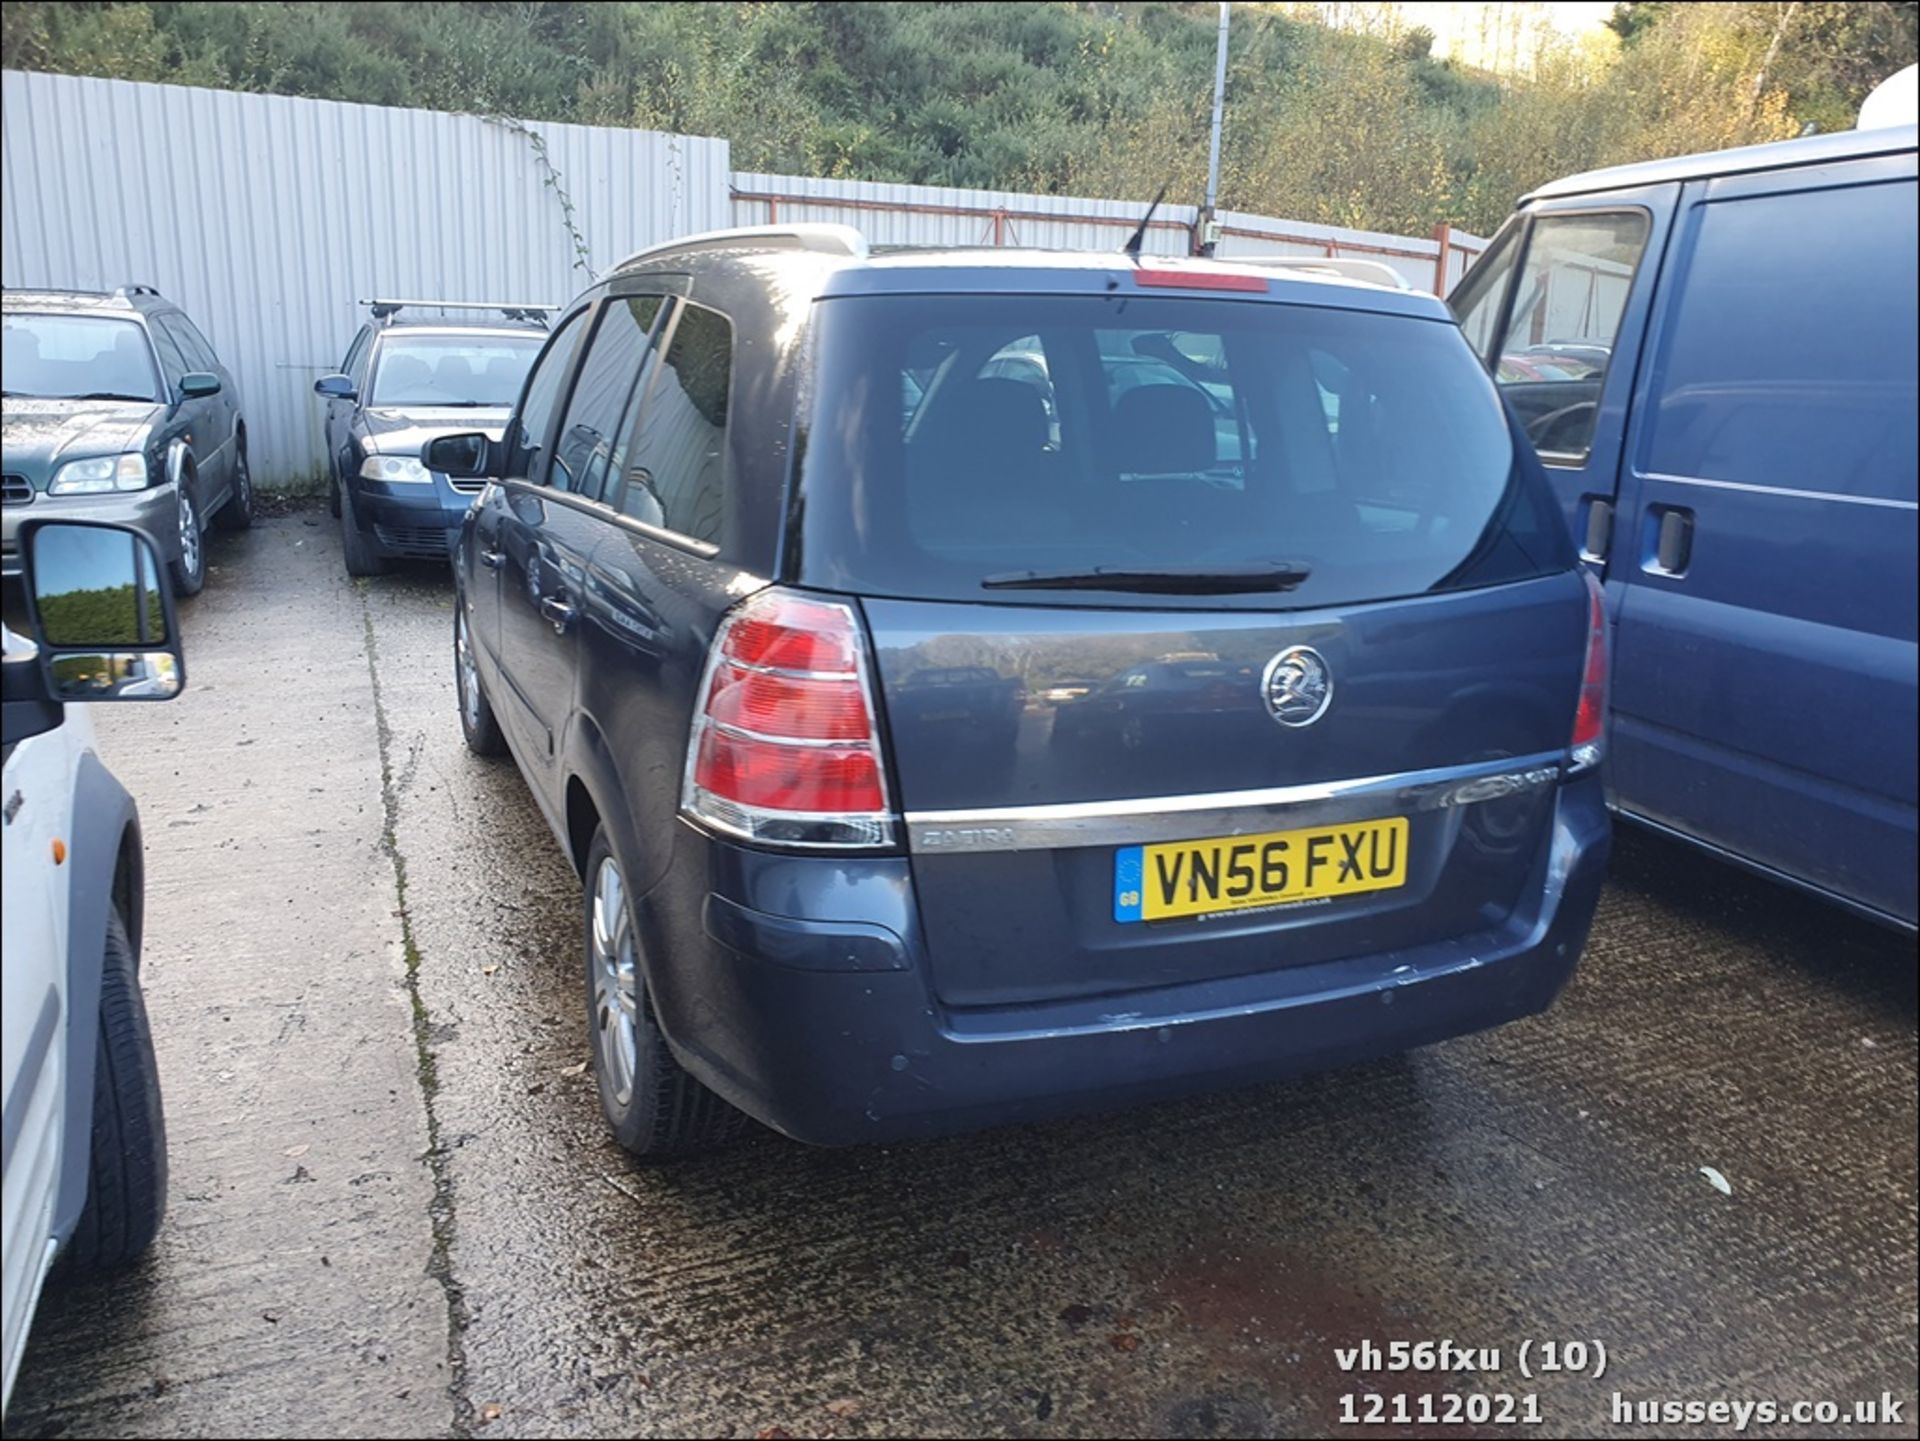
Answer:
[359,587,474,1439]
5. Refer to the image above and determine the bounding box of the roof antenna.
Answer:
[1123,182,1171,258]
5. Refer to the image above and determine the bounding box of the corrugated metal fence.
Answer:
[5,70,1487,487]
[1,70,730,485]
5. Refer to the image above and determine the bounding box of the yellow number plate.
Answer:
[1113,817,1409,923]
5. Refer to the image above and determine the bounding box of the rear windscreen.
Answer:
[792,294,1571,609]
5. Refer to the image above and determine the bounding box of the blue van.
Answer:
[428,229,1611,1154]
[1450,124,1919,931]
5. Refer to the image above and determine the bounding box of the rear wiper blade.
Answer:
[982,563,1312,594]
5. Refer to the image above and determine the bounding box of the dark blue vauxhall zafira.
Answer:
[432,223,1611,1156]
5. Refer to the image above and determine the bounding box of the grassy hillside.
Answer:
[3,2,1912,234]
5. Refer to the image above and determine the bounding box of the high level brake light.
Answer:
[681,589,895,848]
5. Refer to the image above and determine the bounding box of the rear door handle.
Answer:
[478,547,504,570]
[1580,495,1614,564]
[1649,505,1695,576]
[540,595,576,632]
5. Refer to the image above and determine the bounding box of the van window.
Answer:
[1645,181,1918,505]
[1450,222,1521,363]
[796,294,1572,611]
[1494,212,1649,460]
[550,295,664,500]
[612,302,732,545]
[507,308,588,484]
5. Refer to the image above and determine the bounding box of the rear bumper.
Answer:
[345,475,478,559]
[642,773,1610,1145]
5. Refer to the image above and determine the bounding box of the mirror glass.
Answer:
[47,650,181,700]
[424,432,489,478]
[30,523,169,646]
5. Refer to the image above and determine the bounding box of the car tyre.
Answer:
[214,432,255,531]
[167,481,206,597]
[339,486,390,577]
[454,601,507,757]
[583,826,747,1159]
[62,909,168,1273]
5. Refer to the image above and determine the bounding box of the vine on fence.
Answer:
[484,114,594,276]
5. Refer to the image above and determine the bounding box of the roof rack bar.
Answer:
[605,223,867,276]
[358,297,560,321]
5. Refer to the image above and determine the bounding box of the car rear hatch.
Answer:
[790,278,1586,1008]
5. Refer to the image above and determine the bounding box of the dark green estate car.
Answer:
[3,286,254,597]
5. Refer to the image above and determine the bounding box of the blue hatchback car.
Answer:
[431,226,1611,1154]
[1451,123,1918,931]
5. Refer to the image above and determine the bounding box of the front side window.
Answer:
[1449,222,1521,364]
[160,314,216,372]
[797,293,1571,610]
[0,313,160,401]
[170,314,220,371]
[549,295,664,499]
[1491,212,1649,459]
[370,333,544,409]
[342,328,372,382]
[505,311,588,481]
[613,302,732,545]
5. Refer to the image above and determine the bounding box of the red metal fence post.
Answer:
[1431,221,1452,295]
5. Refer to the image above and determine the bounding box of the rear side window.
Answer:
[611,302,732,546]
[795,294,1570,610]
[550,295,664,500]
[1645,181,1918,504]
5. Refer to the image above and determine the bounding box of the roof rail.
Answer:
[114,283,162,298]
[358,298,559,324]
[606,223,867,275]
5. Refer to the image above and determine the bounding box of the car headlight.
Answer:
[360,454,432,484]
[48,453,149,495]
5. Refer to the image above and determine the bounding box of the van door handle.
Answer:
[540,595,576,632]
[1580,496,1614,564]
[1650,506,1695,576]
[478,547,504,570]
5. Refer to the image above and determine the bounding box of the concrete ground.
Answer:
[7,512,1915,1440]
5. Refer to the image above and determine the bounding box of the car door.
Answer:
[157,314,237,489]
[1450,187,1676,575]
[1,719,72,1398]
[490,297,670,811]
[1605,158,1919,924]
[326,327,372,488]
[144,318,201,510]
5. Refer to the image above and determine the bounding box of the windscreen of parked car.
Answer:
[369,334,544,408]
[795,293,1571,610]
[1,313,161,402]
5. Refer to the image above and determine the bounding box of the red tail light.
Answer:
[1570,572,1608,769]
[1132,267,1270,293]
[682,589,894,847]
